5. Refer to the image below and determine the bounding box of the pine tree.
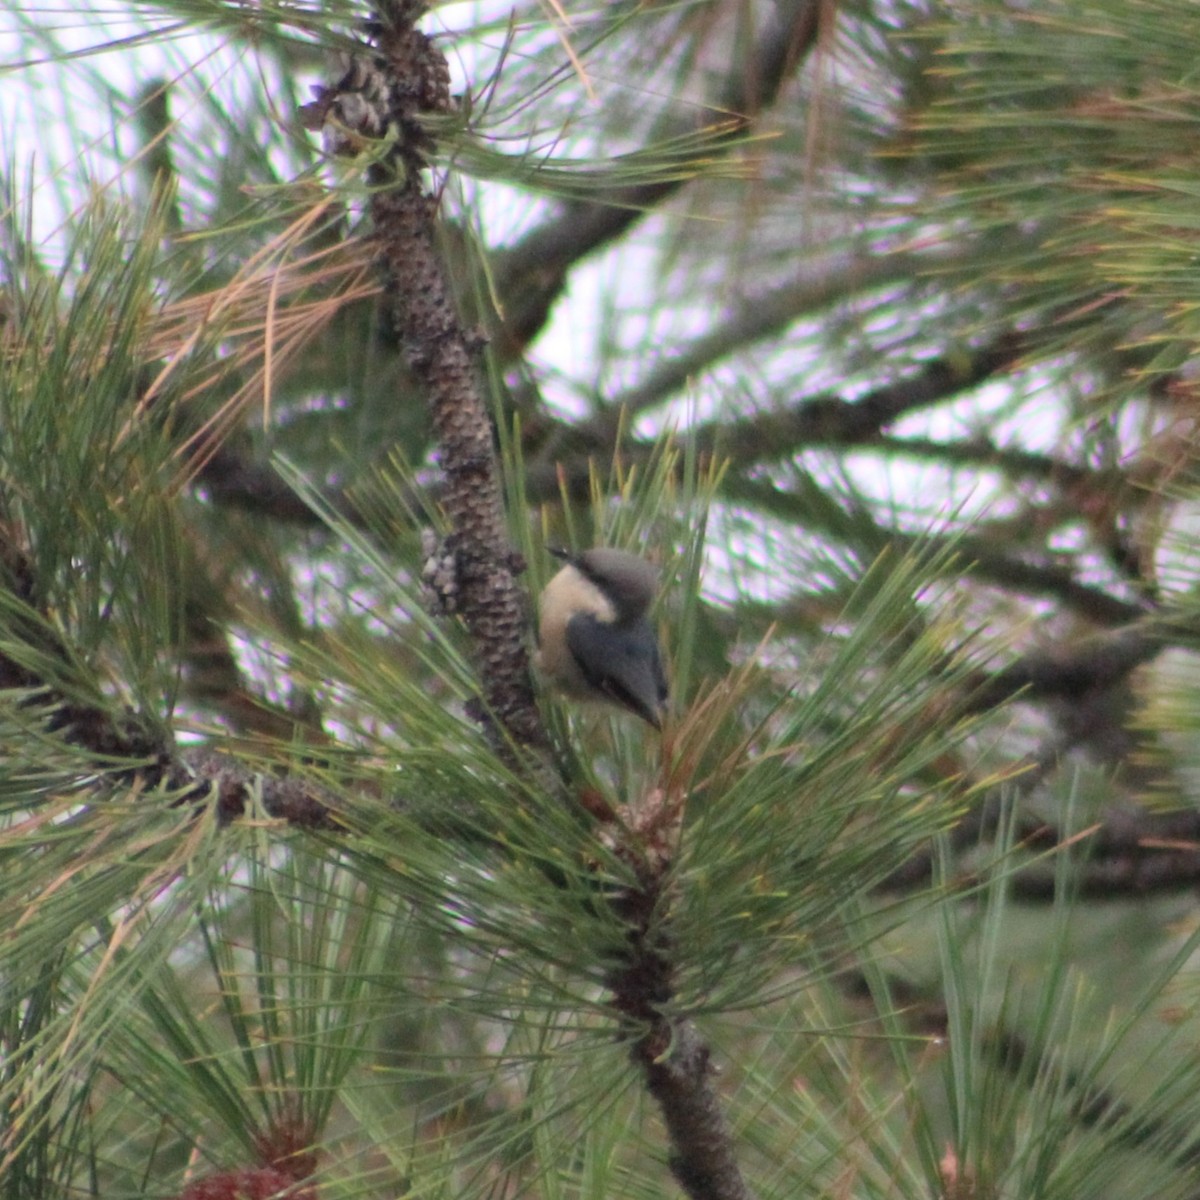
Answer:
[4,0,1200,1197]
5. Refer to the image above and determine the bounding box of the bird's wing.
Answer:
[566,613,667,728]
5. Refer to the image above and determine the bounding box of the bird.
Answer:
[535,546,669,729]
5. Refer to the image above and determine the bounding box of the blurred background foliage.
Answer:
[4,0,1200,1196]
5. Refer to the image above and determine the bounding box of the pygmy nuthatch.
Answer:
[536,547,669,729]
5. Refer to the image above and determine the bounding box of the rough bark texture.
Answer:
[607,879,757,1200]
[300,2,548,756]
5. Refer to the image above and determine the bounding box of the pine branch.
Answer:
[584,250,934,433]
[950,545,1148,625]
[0,525,340,828]
[1007,803,1200,901]
[301,0,549,758]
[645,1022,755,1200]
[133,79,183,236]
[869,433,1101,487]
[694,333,1030,459]
[490,0,823,355]
[301,11,757,1195]
[197,439,343,526]
[1007,847,1200,900]
[724,473,1149,625]
[196,323,1018,520]
[880,621,1200,897]
[962,623,1170,714]
[607,837,756,1200]
[519,331,1034,496]
[883,791,1200,903]
[173,747,340,828]
[0,526,167,765]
